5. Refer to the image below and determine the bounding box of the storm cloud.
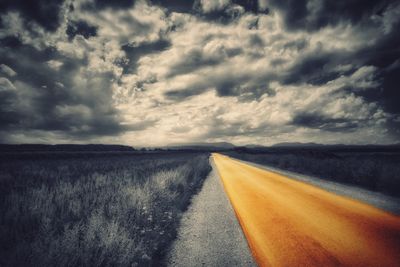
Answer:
[0,0,399,145]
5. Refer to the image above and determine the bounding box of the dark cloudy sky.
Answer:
[1,0,400,146]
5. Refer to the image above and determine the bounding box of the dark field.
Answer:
[0,151,211,267]
[225,148,400,197]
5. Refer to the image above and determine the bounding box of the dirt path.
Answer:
[213,153,400,267]
[166,160,256,267]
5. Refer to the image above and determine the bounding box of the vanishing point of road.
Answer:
[213,153,400,267]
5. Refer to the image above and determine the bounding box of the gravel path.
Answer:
[166,159,256,267]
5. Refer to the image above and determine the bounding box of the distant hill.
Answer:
[166,142,235,151]
[272,142,322,147]
[244,144,268,149]
[0,144,136,152]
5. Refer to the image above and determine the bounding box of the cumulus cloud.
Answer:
[0,64,17,77]
[0,0,66,31]
[0,0,399,145]
[198,0,231,13]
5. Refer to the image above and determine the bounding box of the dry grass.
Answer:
[0,152,211,266]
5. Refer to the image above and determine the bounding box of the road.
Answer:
[166,162,256,267]
[238,158,400,215]
[213,153,400,267]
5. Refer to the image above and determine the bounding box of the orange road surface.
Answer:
[212,153,400,267]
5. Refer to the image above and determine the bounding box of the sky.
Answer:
[0,0,400,146]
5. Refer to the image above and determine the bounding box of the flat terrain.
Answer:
[0,151,211,266]
[167,161,256,267]
[213,153,400,267]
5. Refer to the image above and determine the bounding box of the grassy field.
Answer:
[225,149,400,197]
[0,151,211,267]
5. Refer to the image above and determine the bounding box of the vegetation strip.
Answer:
[0,152,211,266]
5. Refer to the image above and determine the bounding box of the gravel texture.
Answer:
[166,159,256,267]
